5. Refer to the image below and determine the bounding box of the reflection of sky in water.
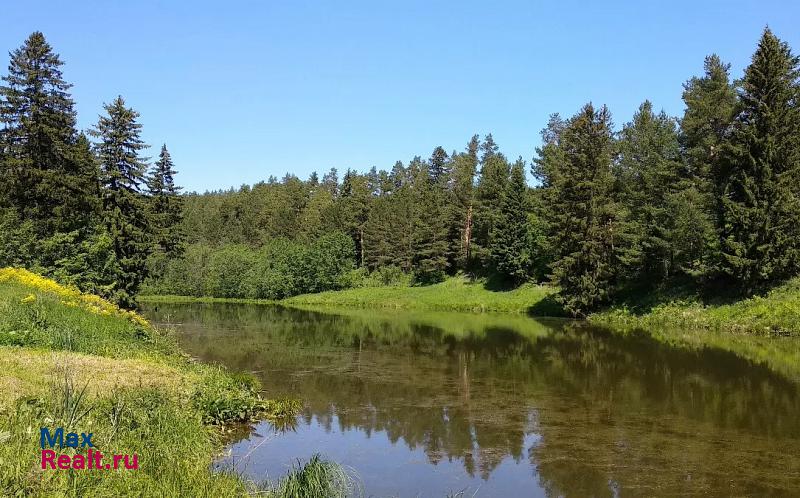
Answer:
[217,415,546,497]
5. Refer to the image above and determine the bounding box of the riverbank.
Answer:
[590,277,800,337]
[0,268,350,497]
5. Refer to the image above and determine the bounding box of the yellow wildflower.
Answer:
[0,267,153,329]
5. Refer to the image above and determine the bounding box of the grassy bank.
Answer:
[591,277,800,337]
[0,268,352,497]
[283,276,560,314]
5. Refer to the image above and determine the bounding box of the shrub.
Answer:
[146,232,356,299]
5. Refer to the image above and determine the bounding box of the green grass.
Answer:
[0,269,309,497]
[592,277,800,336]
[283,276,561,314]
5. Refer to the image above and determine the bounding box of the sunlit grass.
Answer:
[283,275,560,314]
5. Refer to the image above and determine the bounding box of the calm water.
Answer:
[143,303,800,497]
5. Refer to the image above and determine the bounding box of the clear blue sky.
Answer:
[3,1,799,192]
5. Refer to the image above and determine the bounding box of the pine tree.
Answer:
[0,32,97,234]
[91,96,152,307]
[534,104,622,316]
[717,29,800,291]
[490,158,530,284]
[147,144,184,257]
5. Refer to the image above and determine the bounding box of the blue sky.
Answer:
[3,1,799,192]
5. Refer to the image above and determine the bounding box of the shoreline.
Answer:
[140,275,800,337]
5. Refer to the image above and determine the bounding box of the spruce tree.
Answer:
[490,158,530,284]
[410,156,449,282]
[717,29,800,291]
[0,32,97,234]
[681,55,737,187]
[429,146,449,185]
[617,101,685,282]
[534,104,622,316]
[679,55,738,279]
[473,135,510,268]
[91,96,152,307]
[147,144,184,257]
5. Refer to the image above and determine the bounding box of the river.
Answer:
[143,303,800,497]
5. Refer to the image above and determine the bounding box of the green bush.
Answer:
[344,265,411,288]
[146,232,356,300]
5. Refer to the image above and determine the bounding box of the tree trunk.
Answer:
[463,204,473,262]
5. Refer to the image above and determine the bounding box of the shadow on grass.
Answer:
[604,276,756,316]
[481,273,521,292]
[526,294,569,318]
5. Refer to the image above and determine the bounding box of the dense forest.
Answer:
[2,29,800,315]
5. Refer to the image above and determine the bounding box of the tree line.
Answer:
[3,30,800,314]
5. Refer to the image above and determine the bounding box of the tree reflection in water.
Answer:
[145,304,800,497]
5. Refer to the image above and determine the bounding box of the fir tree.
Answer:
[717,29,800,291]
[337,169,371,266]
[409,156,448,282]
[678,54,738,279]
[429,146,449,185]
[91,96,151,307]
[0,32,97,234]
[147,144,184,257]
[321,167,339,195]
[617,101,685,282]
[490,158,530,284]
[534,104,622,316]
[473,135,509,267]
[681,55,737,187]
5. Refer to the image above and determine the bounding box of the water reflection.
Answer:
[144,304,800,497]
